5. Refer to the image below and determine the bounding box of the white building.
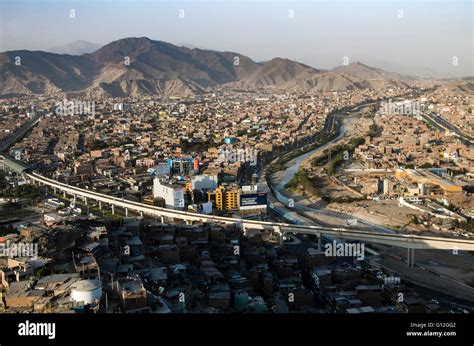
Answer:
[153,178,185,210]
[113,103,129,111]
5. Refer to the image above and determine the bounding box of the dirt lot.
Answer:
[328,199,422,232]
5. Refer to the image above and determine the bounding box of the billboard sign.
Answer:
[240,193,267,210]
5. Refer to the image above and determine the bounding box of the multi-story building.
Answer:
[168,157,199,175]
[153,178,185,210]
[208,185,239,211]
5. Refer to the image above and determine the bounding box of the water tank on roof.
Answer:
[70,279,102,305]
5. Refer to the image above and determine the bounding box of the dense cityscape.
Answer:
[1,76,472,314]
[0,0,472,344]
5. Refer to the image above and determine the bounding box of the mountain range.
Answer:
[0,37,412,98]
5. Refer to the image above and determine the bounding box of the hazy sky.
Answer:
[0,0,472,77]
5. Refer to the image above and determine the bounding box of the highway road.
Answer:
[420,112,474,144]
[21,170,474,251]
[0,113,43,154]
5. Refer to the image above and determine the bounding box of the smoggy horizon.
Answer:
[1,0,472,78]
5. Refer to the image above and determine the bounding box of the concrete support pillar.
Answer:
[140,211,143,218]
[273,226,283,245]
[317,234,322,251]
[84,197,88,206]
[54,187,57,194]
[73,194,77,205]
[278,232,286,245]
[111,205,115,215]
[125,208,129,218]
[63,191,66,198]
[407,248,415,268]
[99,201,102,210]
[160,216,165,224]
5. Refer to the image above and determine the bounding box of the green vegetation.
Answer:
[311,154,328,167]
[284,168,323,198]
[274,132,338,167]
[367,124,383,138]
[311,136,365,175]
[327,154,344,175]
[266,120,343,178]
